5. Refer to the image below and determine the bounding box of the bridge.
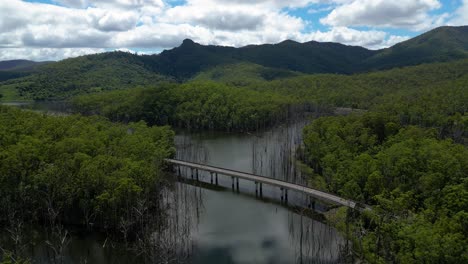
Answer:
[165,158,371,212]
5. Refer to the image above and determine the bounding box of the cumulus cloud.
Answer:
[0,0,457,60]
[54,0,88,8]
[55,0,165,9]
[161,5,267,31]
[87,9,139,31]
[188,0,319,9]
[301,27,409,49]
[0,47,105,61]
[321,0,443,31]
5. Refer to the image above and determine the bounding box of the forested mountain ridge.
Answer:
[192,62,301,86]
[0,60,52,71]
[146,26,468,78]
[1,25,468,100]
[0,60,53,82]
[361,26,468,70]
[0,52,172,100]
[144,38,375,79]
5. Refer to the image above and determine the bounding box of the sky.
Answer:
[0,0,467,61]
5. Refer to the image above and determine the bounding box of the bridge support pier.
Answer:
[178,166,181,176]
[280,187,284,202]
[231,177,235,190]
[210,172,213,184]
[215,173,218,185]
[308,196,316,209]
[191,168,194,179]
[255,182,258,196]
[259,183,263,197]
[236,177,239,192]
[285,189,288,203]
[196,169,199,181]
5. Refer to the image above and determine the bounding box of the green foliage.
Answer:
[0,60,51,71]
[72,81,296,131]
[0,72,31,82]
[0,52,171,100]
[0,251,30,264]
[303,112,467,262]
[362,26,468,70]
[0,60,50,89]
[297,56,468,263]
[192,62,300,86]
[71,58,468,136]
[0,106,175,230]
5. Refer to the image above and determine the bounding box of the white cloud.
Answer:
[187,0,319,9]
[0,48,105,61]
[308,6,334,14]
[449,0,468,26]
[301,27,409,49]
[321,0,443,31]
[54,0,88,8]
[0,0,451,60]
[55,0,165,9]
[87,9,139,31]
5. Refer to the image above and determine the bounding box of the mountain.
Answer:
[234,40,374,74]
[192,62,301,86]
[143,26,468,79]
[0,59,52,71]
[362,26,468,70]
[141,38,375,79]
[0,60,53,82]
[1,52,171,100]
[141,39,238,79]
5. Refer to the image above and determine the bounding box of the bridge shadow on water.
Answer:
[175,173,330,221]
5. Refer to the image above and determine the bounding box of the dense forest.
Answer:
[0,106,175,261]
[302,114,467,263]
[72,82,298,131]
[0,52,171,100]
[71,59,468,137]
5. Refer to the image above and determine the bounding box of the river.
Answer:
[1,103,348,263]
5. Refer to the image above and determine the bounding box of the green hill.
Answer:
[192,62,301,85]
[0,60,52,82]
[0,59,51,71]
[363,26,468,70]
[236,40,374,74]
[1,52,171,100]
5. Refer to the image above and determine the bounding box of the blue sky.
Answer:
[1,0,467,60]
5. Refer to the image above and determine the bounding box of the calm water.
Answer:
[174,120,347,264]
[1,103,347,263]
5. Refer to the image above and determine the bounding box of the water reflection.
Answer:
[174,119,347,264]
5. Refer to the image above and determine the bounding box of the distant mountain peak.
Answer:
[181,39,196,46]
[278,40,299,45]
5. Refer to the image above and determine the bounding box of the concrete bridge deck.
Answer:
[165,158,371,212]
